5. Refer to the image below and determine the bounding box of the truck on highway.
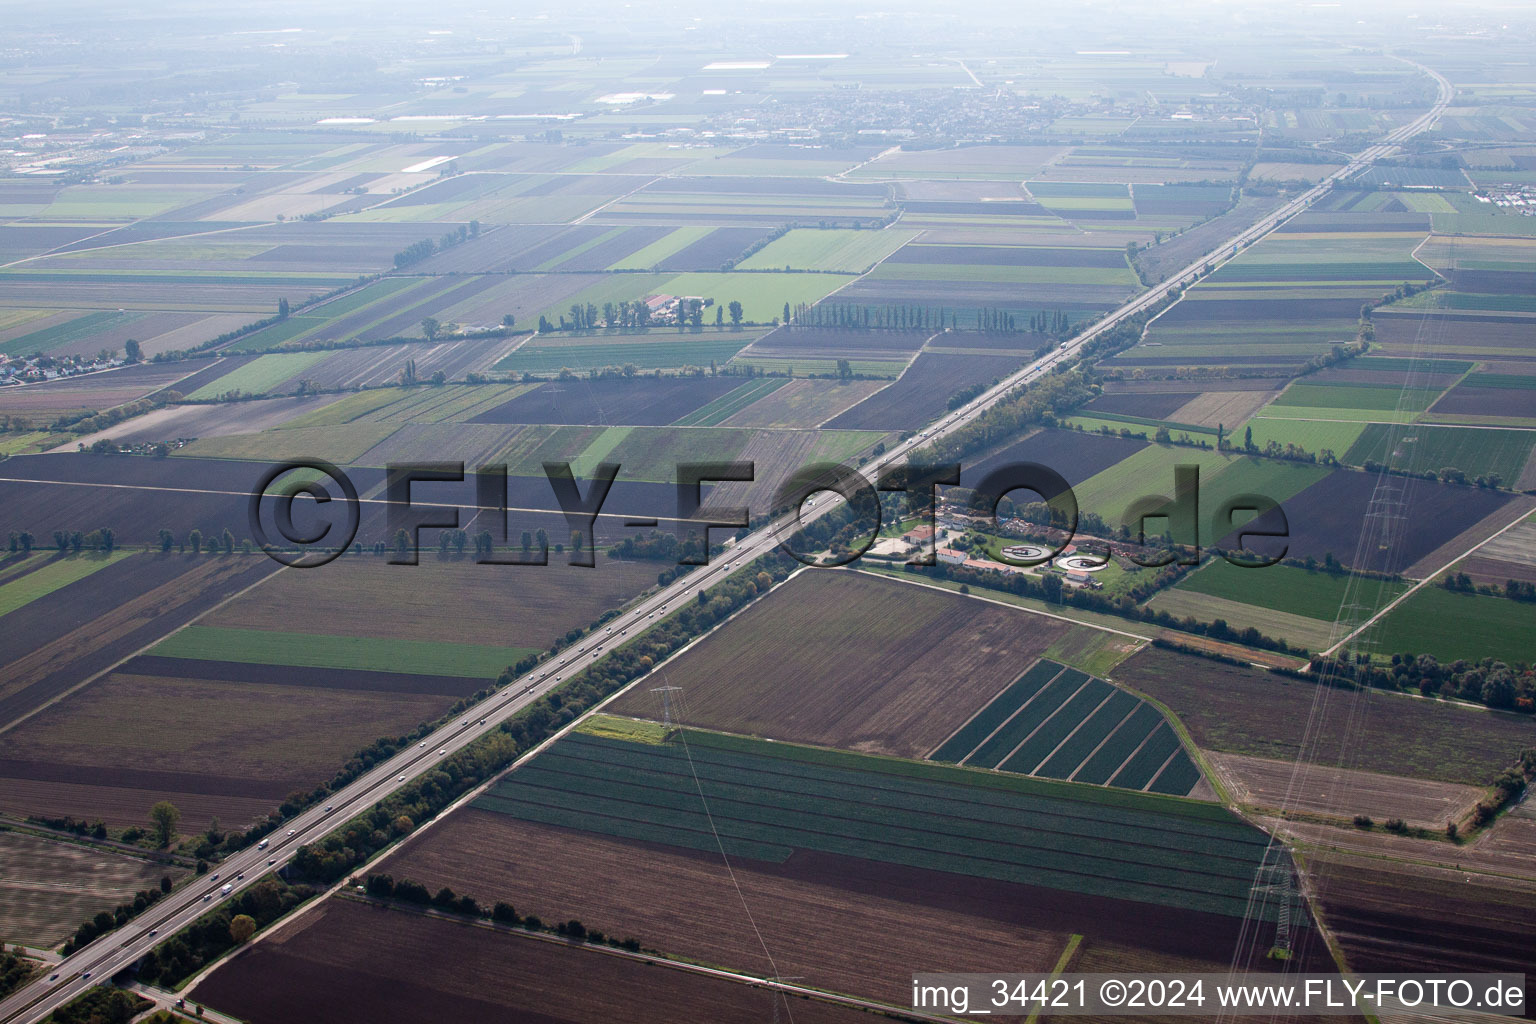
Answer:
[220,883,233,896]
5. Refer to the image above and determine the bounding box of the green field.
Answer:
[1363,585,1536,665]
[1176,560,1409,622]
[477,727,1272,919]
[738,229,918,273]
[1071,446,1237,525]
[188,351,329,398]
[608,226,714,271]
[152,625,531,679]
[1272,383,1445,413]
[1239,417,1369,458]
[1345,423,1536,483]
[0,552,135,618]
[657,271,857,323]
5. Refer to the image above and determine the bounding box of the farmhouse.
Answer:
[901,524,935,544]
[935,547,966,566]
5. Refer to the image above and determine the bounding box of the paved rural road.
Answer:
[0,63,1454,1024]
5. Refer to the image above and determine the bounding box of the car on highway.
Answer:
[287,828,296,836]
[81,972,90,980]
[48,973,57,982]
[268,858,276,866]
[324,805,332,812]
[397,775,406,781]
[437,749,445,755]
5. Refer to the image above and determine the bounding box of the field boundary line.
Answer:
[1318,504,1536,658]
[1025,933,1083,1024]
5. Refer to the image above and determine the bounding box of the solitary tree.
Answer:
[502,313,516,328]
[124,338,142,363]
[421,317,441,341]
[188,529,202,554]
[277,297,291,319]
[229,914,257,944]
[728,300,744,326]
[150,801,181,847]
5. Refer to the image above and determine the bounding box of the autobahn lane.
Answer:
[0,63,1453,1024]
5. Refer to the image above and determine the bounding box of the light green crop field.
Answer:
[738,229,918,273]
[1239,417,1369,457]
[1271,383,1445,413]
[153,625,531,679]
[658,271,857,323]
[0,552,135,619]
[188,351,330,398]
[1363,585,1536,665]
[608,226,714,270]
[1345,423,1536,483]
[1071,445,1238,525]
[1146,589,1339,651]
[1175,559,1408,622]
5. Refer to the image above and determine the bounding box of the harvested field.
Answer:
[825,353,1028,431]
[1429,383,1536,420]
[609,570,1068,758]
[1081,392,1192,419]
[1168,389,1276,428]
[0,364,196,417]
[0,829,185,947]
[1208,753,1481,827]
[0,665,453,827]
[468,376,742,426]
[0,553,279,730]
[62,393,348,451]
[1111,646,1532,785]
[384,804,1282,1010]
[1303,852,1536,1004]
[1227,469,1513,574]
[195,898,879,1024]
[717,379,887,427]
[202,556,657,652]
[1459,553,1536,587]
[958,427,1147,490]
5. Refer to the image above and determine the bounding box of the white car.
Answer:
[438,749,446,755]
[397,775,406,781]
[287,828,296,836]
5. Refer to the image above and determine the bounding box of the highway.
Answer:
[0,64,1452,1024]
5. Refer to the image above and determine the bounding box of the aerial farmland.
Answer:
[0,3,1532,1023]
